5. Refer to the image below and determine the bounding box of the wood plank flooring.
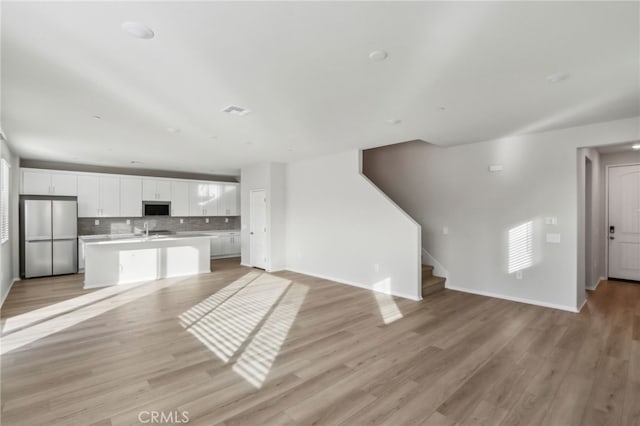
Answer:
[1,259,639,425]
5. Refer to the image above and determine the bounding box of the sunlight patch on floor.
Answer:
[233,283,308,388]
[182,274,290,362]
[180,272,308,388]
[178,270,262,328]
[1,279,153,335]
[1,277,184,355]
[372,278,403,325]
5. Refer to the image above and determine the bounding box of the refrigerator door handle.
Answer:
[54,237,77,241]
[27,237,52,242]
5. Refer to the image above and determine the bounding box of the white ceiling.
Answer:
[2,1,639,176]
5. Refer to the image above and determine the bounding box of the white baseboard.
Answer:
[445,284,580,313]
[421,248,448,279]
[285,267,421,301]
[576,298,588,313]
[0,277,20,309]
[586,277,606,291]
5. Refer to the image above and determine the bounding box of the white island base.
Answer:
[84,235,211,288]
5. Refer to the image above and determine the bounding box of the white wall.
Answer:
[0,139,19,306]
[577,148,606,298]
[285,150,422,300]
[240,162,287,272]
[363,117,639,311]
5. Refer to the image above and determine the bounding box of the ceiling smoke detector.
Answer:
[222,105,251,116]
[546,73,571,84]
[121,22,155,39]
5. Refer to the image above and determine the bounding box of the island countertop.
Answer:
[84,233,213,246]
[84,234,211,288]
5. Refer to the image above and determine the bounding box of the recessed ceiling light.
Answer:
[369,50,388,62]
[222,105,250,116]
[632,144,640,150]
[438,106,446,111]
[546,73,571,84]
[167,127,181,134]
[121,22,155,39]
[385,119,402,125]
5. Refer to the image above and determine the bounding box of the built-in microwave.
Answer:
[143,202,171,216]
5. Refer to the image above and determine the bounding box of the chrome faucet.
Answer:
[144,222,149,239]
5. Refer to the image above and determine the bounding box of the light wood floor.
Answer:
[1,259,639,426]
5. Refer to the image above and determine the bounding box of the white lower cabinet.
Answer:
[209,232,240,258]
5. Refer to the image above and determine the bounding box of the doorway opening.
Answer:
[577,142,640,307]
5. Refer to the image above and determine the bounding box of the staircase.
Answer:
[422,264,446,297]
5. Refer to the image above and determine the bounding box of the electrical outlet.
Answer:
[225,218,229,223]
[94,219,100,225]
[205,218,209,224]
[180,218,184,224]
[126,219,131,225]
[516,271,523,280]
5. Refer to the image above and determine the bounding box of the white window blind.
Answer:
[0,158,9,244]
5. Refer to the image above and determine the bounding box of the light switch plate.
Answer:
[546,233,561,243]
[544,217,558,225]
[489,165,503,172]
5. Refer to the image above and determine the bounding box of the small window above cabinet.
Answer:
[142,178,171,201]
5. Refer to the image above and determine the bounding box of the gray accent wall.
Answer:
[78,216,240,236]
[362,117,639,311]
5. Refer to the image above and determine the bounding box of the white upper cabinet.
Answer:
[170,181,189,217]
[77,175,121,218]
[142,178,171,201]
[22,169,77,195]
[120,177,143,217]
[20,168,240,218]
[218,183,239,216]
[188,182,219,216]
[77,176,100,217]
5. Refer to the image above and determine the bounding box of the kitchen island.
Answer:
[83,234,211,288]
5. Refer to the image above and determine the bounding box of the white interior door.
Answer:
[250,189,267,269]
[609,164,640,281]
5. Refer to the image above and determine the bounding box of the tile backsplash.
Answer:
[78,216,240,236]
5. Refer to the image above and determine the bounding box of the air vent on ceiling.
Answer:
[222,105,250,116]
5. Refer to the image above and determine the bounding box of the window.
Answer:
[0,158,9,244]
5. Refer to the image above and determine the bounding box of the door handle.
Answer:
[610,236,615,240]
[250,232,254,235]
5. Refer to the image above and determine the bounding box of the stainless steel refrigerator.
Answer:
[20,196,78,278]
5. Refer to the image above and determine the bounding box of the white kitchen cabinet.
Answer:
[170,181,189,216]
[142,178,171,201]
[120,177,142,217]
[211,232,241,258]
[22,169,77,195]
[218,183,239,216]
[77,175,120,217]
[188,182,219,216]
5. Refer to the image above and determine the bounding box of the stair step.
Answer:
[422,264,434,279]
[422,275,446,297]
